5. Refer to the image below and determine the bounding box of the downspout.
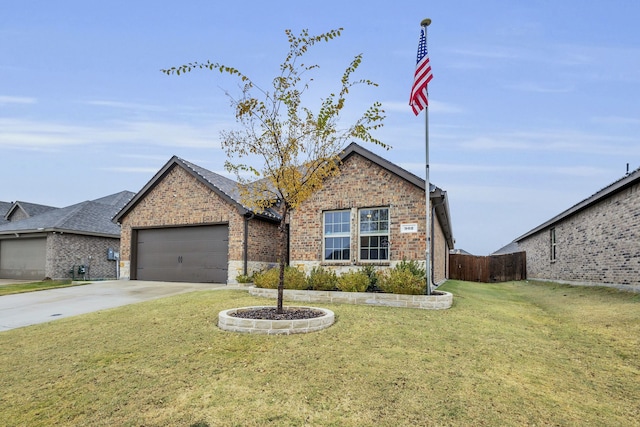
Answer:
[243,212,255,276]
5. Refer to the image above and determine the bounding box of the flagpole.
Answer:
[421,18,432,295]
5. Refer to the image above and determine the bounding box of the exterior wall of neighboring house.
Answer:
[7,209,28,222]
[118,165,279,283]
[289,153,450,284]
[517,180,640,292]
[46,233,120,280]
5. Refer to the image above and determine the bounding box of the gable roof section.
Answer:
[516,166,640,242]
[113,156,280,224]
[0,191,135,238]
[341,143,455,249]
[4,201,57,221]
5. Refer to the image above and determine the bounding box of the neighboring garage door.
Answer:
[0,238,47,280]
[135,225,229,283]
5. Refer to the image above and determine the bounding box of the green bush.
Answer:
[307,266,338,291]
[337,270,370,293]
[235,273,253,284]
[253,266,307,290]
[377,268,426,295]
[395,259,426,279]
[359,264,379,292]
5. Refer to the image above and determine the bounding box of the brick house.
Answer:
[290,143,454,285]
[114,143,454,285]
[0,192,134,281]
[113,156,281,283]
[510,167,640,292]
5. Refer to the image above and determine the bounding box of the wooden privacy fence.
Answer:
[449,252,527,283]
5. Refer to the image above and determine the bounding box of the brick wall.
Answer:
[46,233,119,280]
[518,182,640,292]
[118,164,280,283]
[289,154,448,281]
[432,209,448,284]
[247,217,281,264]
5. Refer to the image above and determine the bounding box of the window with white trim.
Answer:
[359,207,390,261]
[550,228,557,261]
[323,210,351,261]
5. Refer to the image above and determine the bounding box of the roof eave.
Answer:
[515,168,640,242]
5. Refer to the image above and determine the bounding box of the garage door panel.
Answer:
[136,225,228,283]
[0,238,47,280]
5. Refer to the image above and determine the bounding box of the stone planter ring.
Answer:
[218,306,335,335]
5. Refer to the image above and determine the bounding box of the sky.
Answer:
[2,1,639,255]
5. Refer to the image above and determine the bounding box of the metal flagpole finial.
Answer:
[420,18,432,27]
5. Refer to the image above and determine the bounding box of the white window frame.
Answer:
[358,207,390,262]
[550,228,557,261]
[323,210,351,262]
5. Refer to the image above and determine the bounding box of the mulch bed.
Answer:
[230,307,325,320]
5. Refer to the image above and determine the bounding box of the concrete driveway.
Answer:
[0,280,227,332]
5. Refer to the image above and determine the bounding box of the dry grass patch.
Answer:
[0,281,638,426]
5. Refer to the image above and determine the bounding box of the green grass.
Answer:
[0,279,85,296]
[0,280,638,426]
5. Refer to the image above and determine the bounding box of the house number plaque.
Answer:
[400,223,418,233]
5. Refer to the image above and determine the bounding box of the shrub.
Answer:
[337,270,370,293]
[235,274,253,284]
[377,268,426,295]
[253,266,307,290]
[307,266,338,291]
[394,259,426,279]
[359,264,380,292]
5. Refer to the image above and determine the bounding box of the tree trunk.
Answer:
[276,209,288,314]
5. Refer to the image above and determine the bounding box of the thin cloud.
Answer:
[83,100,166,112]
[0,96,37,105]
[399,162,609,178]
[457,130,638,155]
[505,82,574,93]
[383,100,464,114]
[99,166,161,173]
[0,117,228,150]
[592,116,640,126]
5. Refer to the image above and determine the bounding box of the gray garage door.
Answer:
[0,238,47,280]
[135,225,228,283]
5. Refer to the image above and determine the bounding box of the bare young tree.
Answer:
[162,28,386,313]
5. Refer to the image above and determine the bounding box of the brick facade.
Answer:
[289,153,450,284]
[46,233,120,280]
[518,181,640,292]
[118,164,279,284]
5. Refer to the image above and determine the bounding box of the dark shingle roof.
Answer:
[4,201,57,221]
[0,201,11,225]
[491,241,521,255]
[0,191,135,237]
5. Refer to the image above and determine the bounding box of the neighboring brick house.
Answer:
[509,167,640,292]
[113,143,455,285]
[0,191,134,281]
[289,143,454,285]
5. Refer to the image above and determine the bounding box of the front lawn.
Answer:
[0,279,83,296]
[0,280,638,426]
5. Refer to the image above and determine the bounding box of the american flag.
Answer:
[410,28,433,115]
